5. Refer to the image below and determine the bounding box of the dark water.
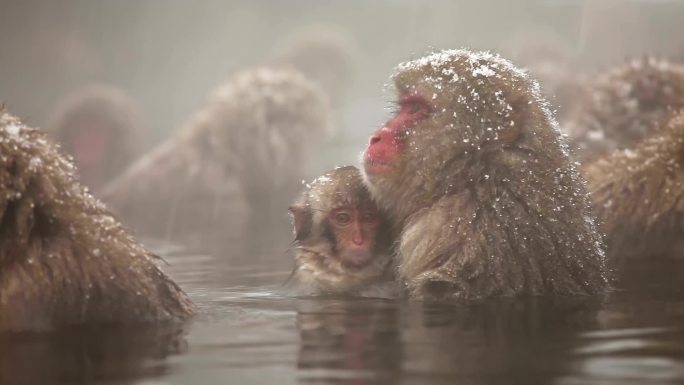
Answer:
[3,244,684,385]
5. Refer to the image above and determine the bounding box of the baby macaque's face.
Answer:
[288,166,392,295]
[325,201,381,268]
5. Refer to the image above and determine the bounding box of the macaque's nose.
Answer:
[368,127,391,147]
[352,223,365,246]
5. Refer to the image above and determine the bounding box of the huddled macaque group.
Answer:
[8,29,684,333]
[288,49,613,300]
[0,110,193,331]
[289,49,684,299]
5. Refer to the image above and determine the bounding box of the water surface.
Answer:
[3,244,684,385]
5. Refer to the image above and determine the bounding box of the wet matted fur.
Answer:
[0,110,194,331]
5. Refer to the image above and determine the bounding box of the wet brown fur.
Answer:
[101,68,331,253]
[0,111,194,332]
[363,50,608,300]
[565,58,684,162]
[288,166,394,295]
[584,111,684,262]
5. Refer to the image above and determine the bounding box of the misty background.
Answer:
[3,0,684,174]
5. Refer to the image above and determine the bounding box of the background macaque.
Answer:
[269,25,357,106]
[268,25,359,173]
[362,49,608,300]
[583,111,684,263]
[102,68,331,255]
[47,84,145,191]
[287,166,394,296]
[0,110,194,332]
[564,58,684,162]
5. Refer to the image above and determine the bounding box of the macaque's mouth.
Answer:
[339,249,375,269]
[363,158,396,175]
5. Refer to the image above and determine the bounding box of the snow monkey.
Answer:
[0,110,194,332]
[565,58,684,162]
[362,49,609,300]
[270,24,357,105]
[101,68,331,255]
[48,84,145,191]
[584,111,684,263]
[288,166,395,296]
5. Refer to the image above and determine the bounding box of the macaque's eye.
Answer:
[400,96,429,117]
[333,211,352,225]
[406,102,422,114]
[360,210,378,223]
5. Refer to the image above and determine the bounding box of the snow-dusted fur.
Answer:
[363,49,609,300]
[288,166,395,296]
[0,111,194,331]
[565,57,684,162]
[584,111,684,261]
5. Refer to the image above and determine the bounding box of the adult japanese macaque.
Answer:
[48,84,144,191]
[362,49,608,300]
[287,166,394,296]
[0,111,194,332]
[564,58,684,162]
[583,111,684,263]
[101,68,331,254]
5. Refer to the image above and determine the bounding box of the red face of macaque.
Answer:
[363,94,431,176]
[328,204,380,268]
[69,118,113,187]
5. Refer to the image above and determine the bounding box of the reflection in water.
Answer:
[560,313,684,385]
[396,299,598,385]
[558,258,684,385]
[5,245,684,385]
[0,323,188,385]
[294,298,599,385]
[296,299,401,385]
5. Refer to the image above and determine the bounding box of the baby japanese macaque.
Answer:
[287,166,395,296]
[0,110,193,332]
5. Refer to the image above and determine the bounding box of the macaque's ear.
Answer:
[288,205,312,241]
